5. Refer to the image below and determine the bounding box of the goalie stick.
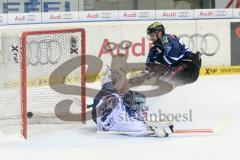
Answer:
[173,116,230,135]
[97,116,230,137]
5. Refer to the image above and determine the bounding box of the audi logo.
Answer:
[179,33,220,56]
[138,12,150,18]
[27,15,36,21]
[27,39,62,66]
[178,12,190,17]
[63,13,73,20]
[101,13,112,18]
[215,11,227,17]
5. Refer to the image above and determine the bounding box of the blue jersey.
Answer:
[146,34,192,66]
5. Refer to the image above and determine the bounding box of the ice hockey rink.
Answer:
[0,0,240,159]
[0,74,239,160]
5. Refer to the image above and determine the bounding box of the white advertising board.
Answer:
[42,11,79,23]
[79,11,119,21]
[156,10,194,20]
[194,9,233,19]
[119,10,155,20]
[7,13,41,25]
[1,9,239,25]
[0,19,237,67]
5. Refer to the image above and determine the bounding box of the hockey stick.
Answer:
[97,129,214,137]
[97,130,156,137]
[172,116,230,135]
[97,117,230,137]
[173,129,213,134]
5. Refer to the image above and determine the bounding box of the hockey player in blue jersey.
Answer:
[145,22,201,87]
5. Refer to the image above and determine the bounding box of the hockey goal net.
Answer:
[0,28,86,139]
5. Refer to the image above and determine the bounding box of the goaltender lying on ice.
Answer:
[91,65,174,138]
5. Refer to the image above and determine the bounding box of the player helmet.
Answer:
[147,22,165,35]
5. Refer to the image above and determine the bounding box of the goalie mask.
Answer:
[123,91,148,112]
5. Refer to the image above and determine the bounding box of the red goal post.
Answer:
[20,28,86,139]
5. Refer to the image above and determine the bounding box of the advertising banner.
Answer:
[119,10,155,20]
[231,22,240,65]
[193,20,230,66]
[79,11,119,21]
[7,13,41,24]
[84,20,229,67]
[194,9,233,19]
[1,0,77,13]
[0,19,237,68]
[156,10,194,20]
[42,11,79,23]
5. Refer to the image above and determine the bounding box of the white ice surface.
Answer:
[0,75,240,160]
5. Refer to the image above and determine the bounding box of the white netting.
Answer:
[0,29,85,136]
